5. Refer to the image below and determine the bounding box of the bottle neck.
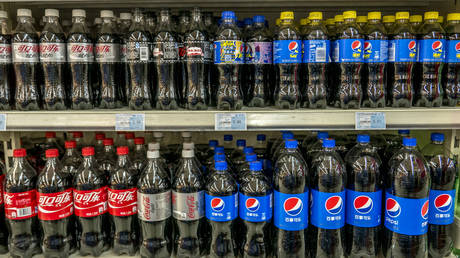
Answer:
[222,18,235,25]
[310,19,321,26]
[13,157,27,168]
[368,19,380,24]
[100,17,114,33]
[45,157,59,169]
[70,16,88,33]
[65,148,78,157]
[280,19,293,26]
[135,144,145,152]
[190,12,203,27]
[432,140,443,145]
[254,22,264,29]
[396,19,409,25]
[104,145,114,153]
[117,154,130,167]
[344,18,356,24]
[82,155,95,167]
[0,18,8,34]
[130,15,144,31]
[448,20,460,25]
[159,12,172,31]
[404,145,416,150]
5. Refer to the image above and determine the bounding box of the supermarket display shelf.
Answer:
[1,107,459,131]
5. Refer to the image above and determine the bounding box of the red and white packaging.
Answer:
[4,189,38,220]
[37,188,73,220]
[73,186,108,217]
[108,187,137,216]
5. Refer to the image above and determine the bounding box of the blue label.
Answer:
[273,40,302,64]
[205,193,238,222]
[239,193,272,222]
[345,189,382,227]
[310,189,346,229]
[389,39,417,62]
[447,40,460,63]
[214,40,244,64]
[364,40,388,63]
[274,190,308,231]
[419,39,446,62]
[331,40,338,62]
[302,40,330,63]
[429,189,455,225]
[384,191,429,235]
[338,38,364,62]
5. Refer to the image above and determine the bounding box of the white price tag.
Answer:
[355,112,386,130]
[0,114,6,131]
[115,114,145,131]
[215,113,247,131]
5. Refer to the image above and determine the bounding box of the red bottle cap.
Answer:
[45,132,56,138]
[103,138,114,146]
[82,147,95,156]
[125,132,135,140]
[13,148,26,157]
[95,133,105,140]
[117,146,129,155]
[45,149,59,158]
[134,137,144,145]
[65,140,77,149]
[73,131,83,138]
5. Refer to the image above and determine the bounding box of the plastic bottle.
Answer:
[230,139,246,166]
[72,131,84,152]
[132,137,146,174]
[445,13,460,106]
[119,12,132,106]
[98,138,117,180]
[94,132,105,155]
[357,16,368,30]
[0,10,13,110]
[0,155,6,254]
[237,153,257,185]
[60,140,82,177]
[125,132,135,153]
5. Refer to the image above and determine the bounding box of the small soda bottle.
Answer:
[0,10,13,110]
[445,13,460,106]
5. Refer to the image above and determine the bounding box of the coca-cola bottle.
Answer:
[125,132,135,152]
[126,9,153,110]
[73,147,109,257]
[137,148,172,258]
[37,148,73,257]
[98,138,117,180]
[119,12,132,106]
[44,131,64,155]
[0,10,13,110]
[153,9,179,110]
[177,10,190,107]
[67,9,94,110]
[40,9,66,110]
[94,132,105,155]
[13,9,41,110]
[72,131,84,152]
[61,140,82,178]
[146,12,157,36]
[95,10,122,109]
[132,137,147,174]
[109,146,138,255]
[4,148,41,257]
[0,156,6,254]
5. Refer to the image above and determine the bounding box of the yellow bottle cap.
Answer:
[368,12,381,20]
[447,13,460,21]
[383,15,396,23]
[357,16,368,23]
[300,18,308,25]
[395,12,410,20]
[276,18,281,26]
[326,18,335,25]
[335,14,344,22]
[437,16,444,23]
[280,11,294,20]
[424,11,438,20]
[309,12,323,20]
[343,11,357,19]
[409,15,422,23]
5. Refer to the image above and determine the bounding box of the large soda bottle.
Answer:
[273,11,301,109]
[0,10,13,110]
[108,146,138,255]
[363,12,388,108]
[445,13,460,106]
[416,11,445,107]
[184,7,211,110]
[0,156,6,254]
[177,10,190,107]
[67,9,94,110]
[214,11,244,110]
[172,148,205,257]
[388,12,417,107]
[60,140,82,177]
[344,135,382,257]
[273,139,308,257]
[203,12,218,107]
[40,9,66,110]
[119,12,132,106]
[153,9,179,110]
[337,10,364,109]
[95,10,122,109]
[383,137,430,257]
[37,149,73,257]
[137,149,172,258]
[422,133,457,257]
[126,9,153,110]
[205,161,238,257]
[13,9,41,110]
[302,11,330,109]
[73,147,109,256]
[239,160,272,257]
[132,137,146,174]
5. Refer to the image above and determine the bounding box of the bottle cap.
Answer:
[250,161,262,171]
[357,134,370,143]
[309,12,322,20]
[45,131,56,138]
[73,131,83,138]
[282,132,294,140]
[103,138,114,146]
[209,140,218,148]
[153,132,163,138]
[402,137,417,147]
[215,161,227,171]
[224,134,233,141]
[17,9,32,17]
[100,10,114,18]
[323,138,336,148]
[214,153,226,162]
[383,15,396,23]
[148,142,160,150]
[82,147,95,156]
[447,13,460,21]
[46,149,59,158]
[368,12,381,20]
[246,153,257,162]
[334,14,344,22]
[215,146,225,153]
[182,149,194,158]
[244,18,253,25]
[222,11,236,20]
[183,142,194,150]
[147,150,160,159]
[317,131,329,140]
[395,12,409,20]
[117,146,129,155]
[95,133,105,141]
[243,146,254,154]
[437,16,444,23]
[257,134,266,141]
[280,11,294,20]
[424,11,438,20]
[398,129,410,135]
[326,18,335,25]
[276,18,281,26]
[343,11,357,19]
[72,9,86,18]
[357,15,368,23]
[120,12,132,20]
[45,9,59,17]
[300,18,308,25]
[134,137,145,145]
[253,15,265,23]
[0,11,8,19]
[236,139,246,147]
[13,148,27,157]
[65,140,77,149]
[125,132,135,140]
[285,139,298,149]
[410,15,422,23]
[431,133,444,142]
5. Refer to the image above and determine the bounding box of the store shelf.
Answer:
[0,107,459,131]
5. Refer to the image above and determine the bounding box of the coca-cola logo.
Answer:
[40,44,60,53]
[109,190,135,204]
[18,44,39,53]
[186,195,196,219]
[187,47,203,56]
[71,44,93,53]
[0,45,11,54]
[142,195,151,220]
[95,45,111,53]
[39,191,72,207]
[74,191,101,204]
[4,194,12,205]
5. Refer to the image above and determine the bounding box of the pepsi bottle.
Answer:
[444,13,460,106]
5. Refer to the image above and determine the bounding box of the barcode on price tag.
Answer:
[115,114,145,131]
[0,114,6,131]
[215,113,247,131]
[355,112,386,130]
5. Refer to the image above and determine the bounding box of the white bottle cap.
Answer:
[72,9,86,18]
[45,9,59,17]
[181,132,192,138]
[0,11,7,19]
[94,17,102,24]
[147,150,160,159]
[148,142,160,150]
[153,132,163,138]
[17,9,32,17]
[183,142,195,150]
[100,10,114,18]
[182,149,194,158]
[120,12,132,20]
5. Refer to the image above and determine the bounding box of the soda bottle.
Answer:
[357,16,368,30]
[309,138,346,257]
[67,9,94,110]
[184,7,211,110]
[44,131,64,155]
[0,10,13,110]
[177,10,190,107]
[203,12,217,107]
[410,15,423,32]
[302,11,330,109]
[305,131,329,165]
[145,12,156,36]
[61,140,82,177]
[40,9,66,110]
[172,148,205,257]
[344,135,382,257]
[98,138,117,180]
[0,155,6,254]
[205,161,238,257]
[388,12,417,107]
[37,149,73,257]
[328,16,340,105]
[273,139,308,257]
[230,139,246,166]
[271,131,295,159]
[237,153,257,185]
[94,132,105,154]
[137,149,172,258]
[214,11,244,110]
[72,131,84,152]
[362,11,388,108]
[73,146,109,257]
[13,9,41,110]
[383,15,395,34]
[132,137,146,174]
[416,11,445,107]
[445,13,460,106]
[422,133,457,257]
[119,12,132,106]
[125,132,135,152]
[95,10,122,109]
[273,11,301,109]
[337,10,364,109]
[383,137,429,257]
[126,9,153,110]
[153,9,180,110]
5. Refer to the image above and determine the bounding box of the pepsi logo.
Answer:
[455,42,460,52]
[353,195,373,214]
[325,196,343,215]
[288,41,299,52]
[364,41,372,51]
[351,40,362,52]
[408,40,417,52]
[434,194,452,213]
[284,197,303,216]
[245,198,260,212]
[432,40,443,52]
[211,198,225,212]
[421,200,429,220]
[386,198,401,218]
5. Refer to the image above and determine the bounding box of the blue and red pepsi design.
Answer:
[345,189,382,227]
[239,193,272,222]
[384,192,429,235]
[419,39,446,62]
[310,189,346,229]
[338,39,364,62]
[446,40,460,63]
[429,189,456,225]
[302,40,330,63]
[274,190,308,230]
[389,39,417,62]
[205,193,238,222]
[273,40,302,63]
[363,40,388,63]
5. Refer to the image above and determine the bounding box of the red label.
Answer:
[37,189,73,220]
[108,187,137,216]
[0,174,4,205]
[4,189,38,220]
[17,44,39,53]
[73,187,108,218]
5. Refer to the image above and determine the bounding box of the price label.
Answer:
[355,112,386,130]
[0,114,6,131]
[115,114,145,131]
[215,113,247,131]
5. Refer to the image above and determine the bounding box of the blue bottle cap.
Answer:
[244,18,253,25]
[246,153,257,162]
[224,134,233,141]
[253,15,265,23]
[282,132,294,140]
[398,130,410,135]
[257,134,266,141]
[215,161,228,171]
[214,153,226,162]
[243,146,254,154]
[214,146,225,153]
[237,139,246,147]
[285,139,298,149]
[402,137,417,147]
[209,140,218,148]
[317,131,329,140]
[357,134,370,143]
[222,11,236,20]
[250,161,262,171]
[323,138,336,148]
[431,133,444,142]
